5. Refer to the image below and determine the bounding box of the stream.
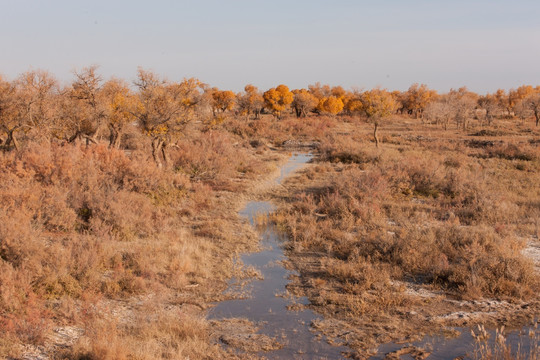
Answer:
[210,153,349,359]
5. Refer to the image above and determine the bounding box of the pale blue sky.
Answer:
[1,0,539,93]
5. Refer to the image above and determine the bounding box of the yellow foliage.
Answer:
[238,84,264,118]
[134,69,202,141]
[402,83,437,117]
[360,88,397,122]
[318,96,344,115]
[101,78,138,127]
[211,89,236,113]
[263,85,294,117]
[509,85,536,110]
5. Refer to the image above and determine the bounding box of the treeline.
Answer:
[1,67,540,160]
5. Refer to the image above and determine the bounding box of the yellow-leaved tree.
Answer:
[509,85,535,116]
[402,83,437,118]
[317,95,344,116]
[359,88,397,147]
[263,84,294,119]
[343,90,363,116]
[209,88,236,116]
[101,78,138,148]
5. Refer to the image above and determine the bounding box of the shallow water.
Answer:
[210,153,349,359]
[371,323,538,359]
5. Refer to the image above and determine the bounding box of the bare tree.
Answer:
[477,94,501,126]
[524,91,540,126]
[16,70,59,142]
[424,100,453,130]
[292,89,318,118]
[61,66,106,145]
[134,68,202,167]
[237,84,264,120]
[447,88,477,130]
[0,76,23,150]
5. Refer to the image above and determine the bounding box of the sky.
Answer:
[1,0,540,93]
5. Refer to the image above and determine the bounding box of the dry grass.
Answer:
[0,126,274,358]
[471,323,539,360]
[273,115,540,355]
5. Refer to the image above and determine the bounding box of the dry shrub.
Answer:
[486,142,539,161]
[225,114,336,146]
[173,129,261,190]
[278,137,539,301]
[319,136,380,166]
[0,142,201,347]
[1,123,270,355]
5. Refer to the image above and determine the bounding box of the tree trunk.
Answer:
[84,135,97,146]
[534,110,539,127]
[161,142,170,167]
[68,131,80,144]
[4,127,20,151]
[373,122,379,148]
[151,138,164,168]
[109,125,121,148]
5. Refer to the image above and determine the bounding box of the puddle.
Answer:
[210,153,349,359]
[370,323,539,359]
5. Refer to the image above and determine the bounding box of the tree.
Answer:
[359,89,397,147]
[63,66,106,145]
[513,99,531,124]
[310,84,347,115]
[15,70,58,142]
[291,89,318,117]
[263,84,294,119]
[508,85,534,116]
[0,76,23,150]
[447,87,477,130]
[317,96,344,116]
[477,93,501,125]
[343,90,363,116]
[209,88,236,116]
[101,78,138,148]
[308,82,331,100]
[524,90,540,126]
[494,89,507,116]
[330,85,347,99]
[424,99,453,130]
[134,68,202,167]
[237,84,264,120]
[402,83,437,118]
